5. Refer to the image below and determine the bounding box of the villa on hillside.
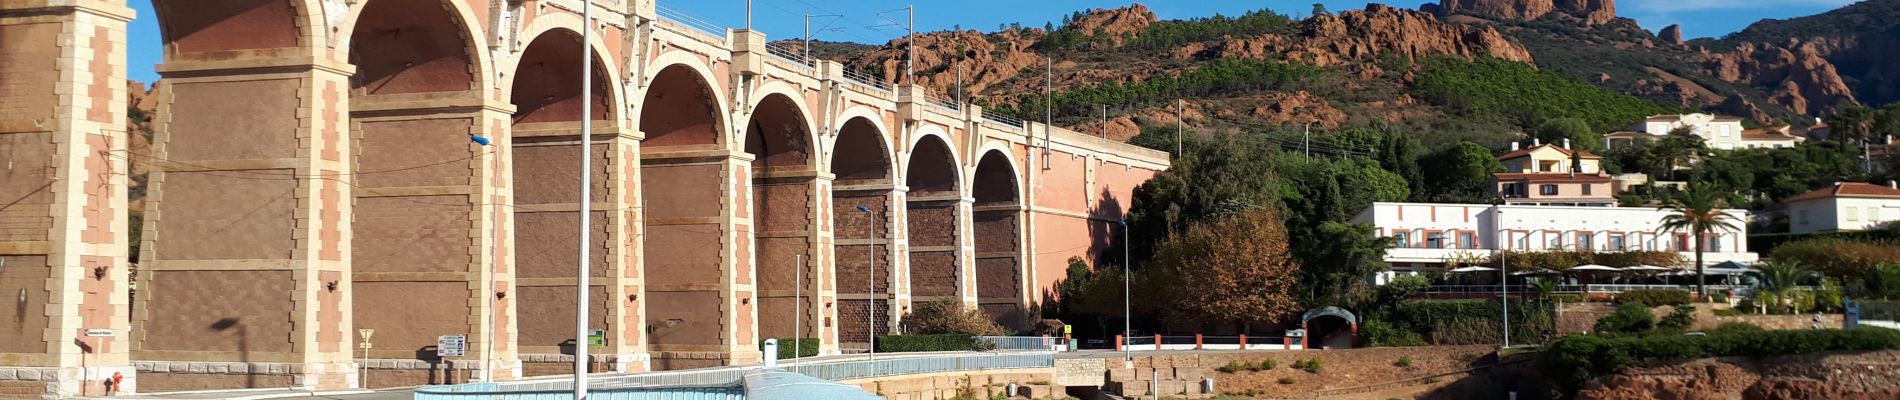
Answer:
[1785,182,1900,234]
[1492,141,1617,207]
[1351,202,1759,285]
[1606,113,1805,150]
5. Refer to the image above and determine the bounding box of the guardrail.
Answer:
[1421,284,1796,294]
[839,67,893,94]
[922,90,961,113]
[981,109,1026,130]
[763,42,814,70]
[788,353,1053,381]
[655,4,727,40]
[1119,335,1300,351]
[415,383,742,400]
[974,336,1064,351]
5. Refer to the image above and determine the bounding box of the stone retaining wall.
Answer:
[845,369,1057,400]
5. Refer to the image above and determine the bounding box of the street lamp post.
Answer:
[1118,220,1130,361]
[1495,201,1510,349]
[856,205,877,370]
[574,0,595,398]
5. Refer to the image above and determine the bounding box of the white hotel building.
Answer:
[1350,203,1760,284]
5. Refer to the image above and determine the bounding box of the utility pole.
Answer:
[1303,122,1312,160]
[1043,56,1052,169]
[804,14,843,61]
[907,5,915,83]
[1119,220,1131,362]
[575,0,594,397]
[955,24,964,107]
[1497,202,1510,349]
[745,0,752,30]
[1099,105,1107,138]
[1175,99,1184,155]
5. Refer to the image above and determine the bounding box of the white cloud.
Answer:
[1624,0,1860,14]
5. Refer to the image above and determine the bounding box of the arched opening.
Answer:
[508,28,618,363]
[830,117,894,346]
[345,0,490,387]
[743,93,819,347]
[155,0,301,54]
[904,135,962,305]
[1300,306,1359,350]
[638,62,737,369]
[970,150,1026,329]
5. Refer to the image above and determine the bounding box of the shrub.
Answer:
[1709,322,1762,335]
[1278,376,1297,385]
[1361,319,1426,347]
[1619,289,1693,307]
[1292,357,1323,373]
[1658,305,1696,330]
[1539,327,1900,393]
[873,334,993,352]
[1395,299,1557,344]
[1549,294,1587,303]
[1394,356,1414,368]
[1594,303,1655,334]
[1216,361,1243,373]
[1712,308,1742,317]
[761,338,820,359]
[901,300,1007,336]
[1258,359,1277,370]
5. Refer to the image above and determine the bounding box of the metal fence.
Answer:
[981,109,1026,130]
[787,353,1053,381]
[922,90,961,113]
[655,4,726,40]
[974,336,1064,351]
[1422,284,1778,294]
[839,67,893,94]
[414,383,742,400]
[762,42,814,70]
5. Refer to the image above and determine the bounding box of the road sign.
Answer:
[360,342,373,349]
[587,330,605,349]
[437,335,467,357]
[84,329,114,337]
[359,329,375,340]
[1062,325,1072,335]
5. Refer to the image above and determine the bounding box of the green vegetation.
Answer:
[1040,8,1293,53]
[1539,327,1900,393]
[1593,303,1656,334]
[1393,356,1413,368]
[1658,305,1697,331]
[1293,357,1324,373]
[1659,183,1745,296]
[761,338,820,359]
[1216,359,1277,373]
[1617,289,1693,307]
[900,300,1007,336]
[872,334,996,352]
[1476,251,1683,273]
[1277,376,1297,385]
[1412,56,1676,132]
[1392,299,1555,345]
[1002,58,1318,123]
[1769,237,1900,299]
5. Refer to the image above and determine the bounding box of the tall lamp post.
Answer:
[855,205,877,368]
[1495,199,1510,349]
[1118,220,1130,361]
[574,0,595,397]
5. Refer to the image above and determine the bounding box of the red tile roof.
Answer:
[1493,173,1615,183]
[1740,128,1799,141]
[1496,144,1603,160]
[1783,183,1900,203]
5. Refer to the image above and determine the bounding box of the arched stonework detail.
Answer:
[970,148,1026,328]
[510,29,618,123]
[904,134,963,303]
[154,0,318,56]
[503,11,625,114]
[744,91,821,346]
[342,0,486,95]
[746,80,820,152]
[824,105,894,171]
[640,64,723,147]
[831,116,896,345]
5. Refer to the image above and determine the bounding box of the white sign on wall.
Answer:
[437,335,467,357]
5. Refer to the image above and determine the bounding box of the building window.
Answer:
[1426,232,1446,249]
[1708,234,1723,252]
[1548,235,1563,249]
[1392,231,1410,248]
[1871,207,1880,222]
[1577,234,1594,251]
[1848,206,1860,222]
[1540,184,1558,195]
[1515,235,1529,250]
[1582,184,1593,195]
[1458,231,1476,249]
[1798,209,1809,225]
[1609,234,1625,251]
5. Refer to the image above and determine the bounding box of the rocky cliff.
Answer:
[1691,41,1858,116]
[1428,0,1616,25]
[1577,350,1900,400]
[1201,4,1532,66]
[1703,0,1900,107]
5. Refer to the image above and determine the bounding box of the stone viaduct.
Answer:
[0,0,1166,395]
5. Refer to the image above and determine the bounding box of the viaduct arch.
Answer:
[0,0,1168,394]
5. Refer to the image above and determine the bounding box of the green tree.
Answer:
[1830,105,1877,146]
[1756,260,1813,312]
[1657,183,1743,296]
[1533,118,1604,154]
[1422,141,1504,202]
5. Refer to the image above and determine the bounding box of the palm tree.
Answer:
[1756,260,1812,312]
[1657,183,1742,298]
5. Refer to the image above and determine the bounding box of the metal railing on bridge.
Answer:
[981,108,1026,130]
[838,67,894,94]
[655,4,727,40]
[1119,335,1301,351]
[787,353,1053,381]
[974,336,1064,351]
[762,42,815,70]
[921,90,961,113]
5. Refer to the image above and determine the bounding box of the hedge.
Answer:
[761,338,820,359]
[1748,230,1900,255]
[872,334,995,352]
[1393,299,1555,345]
[1618,289,1692,307]
[1539,327,1900,393]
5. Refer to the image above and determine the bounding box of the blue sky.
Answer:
[124,0,1862,84]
